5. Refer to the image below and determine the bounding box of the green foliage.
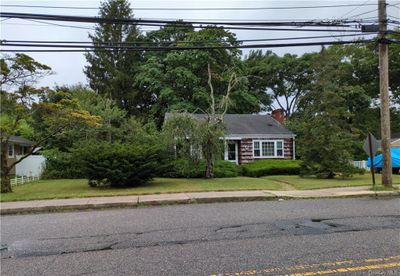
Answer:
[84,0,148,116]
[43,118,164,179]
[214,160,242,177]
[0,54,99,193]
[290,50,363,179]
[69,85,127,142]
[1,53,52,90]
[73,141,167,187]
[162,112,202,160]
[137,25,269,126]
[245,50,316,117]
[41,149,85,179]
[120,117,161,146]
[241,160,301,177]
[163,159,240,178]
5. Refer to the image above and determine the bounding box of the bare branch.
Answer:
[207,63,216,116]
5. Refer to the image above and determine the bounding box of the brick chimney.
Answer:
[271,108,285,124]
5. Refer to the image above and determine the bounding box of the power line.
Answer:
[0,3,381,11]
[0,12,361,27]
[0,39,375,53]
[0,34,377,46]
[348,9,378,19]
[1,19,157,31]
[26,19,95,30]
[0,12,368,33]
[338,0,372,20]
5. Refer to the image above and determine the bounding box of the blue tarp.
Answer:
[367,148,400,168]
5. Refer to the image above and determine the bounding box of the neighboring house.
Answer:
[390,133,400,148]
[377,133,400,150]
[6,135,44,176]
[165,109,295,165]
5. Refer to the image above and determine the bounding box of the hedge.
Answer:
[162,159,241,178]
[241,159,302,177]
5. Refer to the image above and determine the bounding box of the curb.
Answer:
[1,192,399,216]
[1,195,280,215]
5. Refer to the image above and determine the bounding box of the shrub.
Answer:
[74,141,168,187]
[41,149,85,179]
[214,160,242,177]
[162,159,241,178]
[242,160,302,177]
[299,162,363,179]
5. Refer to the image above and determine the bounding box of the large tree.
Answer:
[245,50,316,118]
[136,25,270,126]
[1,55,99,193]
[163,64,240,178]
[84,0,149,116]
[290,49,361,178]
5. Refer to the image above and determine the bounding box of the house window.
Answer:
[253,140,284,158]
[254,141,261,157]
[262,141,274,156]
[8,144,14,158]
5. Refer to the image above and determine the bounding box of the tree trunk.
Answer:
[205,152,214,179]
[1,141,12,193]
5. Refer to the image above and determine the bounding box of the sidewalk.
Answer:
[1,186,399,215]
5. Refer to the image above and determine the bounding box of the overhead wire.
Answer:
[0,12,370,33]
[338,0,372,20]
[0,3,381,11]
[348,9,378,19]
[0,12,363,27]
[1,34,376,46]
[26,19,95,30]
[0,39,375,53]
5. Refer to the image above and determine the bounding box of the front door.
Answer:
[225,141,238,164]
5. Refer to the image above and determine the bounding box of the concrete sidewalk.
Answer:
[1,186,399,215]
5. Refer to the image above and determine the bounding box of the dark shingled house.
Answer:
[165,109,296,165]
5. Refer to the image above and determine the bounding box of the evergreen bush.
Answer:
[74,141,167,187]
[41,149,85,179]
[162,159,241,178]
[241,160,301,177]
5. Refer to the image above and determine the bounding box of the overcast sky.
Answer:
[1,0,399,87]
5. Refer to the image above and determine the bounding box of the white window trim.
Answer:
[253,140,284,159]
[8,144,14,158]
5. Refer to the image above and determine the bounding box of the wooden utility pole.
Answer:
[378,0,392,186]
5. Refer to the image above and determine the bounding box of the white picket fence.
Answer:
[353,160,369,170]
[10,175,40,186]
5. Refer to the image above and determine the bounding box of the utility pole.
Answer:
[378,0,392,186]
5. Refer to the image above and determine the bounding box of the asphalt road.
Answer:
[1,198,399,275]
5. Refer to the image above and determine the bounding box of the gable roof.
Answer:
[8,135,35,146]
[165,113,295,138]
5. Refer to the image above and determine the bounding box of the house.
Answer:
[390,133,400,148]
[6,135,39,176]
[377,132,400,150]
[165,109,295,165]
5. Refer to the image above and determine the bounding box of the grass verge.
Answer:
[0,177,283,202]
[265,174,400,190]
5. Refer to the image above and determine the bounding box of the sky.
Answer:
[1,0,399,88]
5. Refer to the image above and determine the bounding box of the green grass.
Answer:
[265,174,400,190]
[0,177,284,202]
[370,185,400,192]
[2,174,399,202]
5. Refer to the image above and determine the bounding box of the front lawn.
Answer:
[266,173,400,190]
[0,177,284,202]
[2,174,399,202]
